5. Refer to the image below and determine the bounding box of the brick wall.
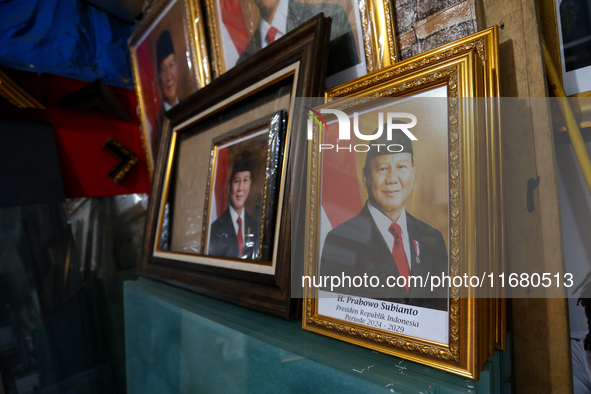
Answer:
[395,0,477,60]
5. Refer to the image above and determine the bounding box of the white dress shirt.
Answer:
[162,97,179,111]
[228,204,245,237]
[259,0,288,47]
[367,201,412,271]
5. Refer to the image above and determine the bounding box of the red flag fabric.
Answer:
[136,41,160,127]
[220,0,249,55]
[215,148,229,218]
[0,69,150,198]
[321,123,362,229]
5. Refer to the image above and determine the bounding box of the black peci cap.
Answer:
[364,122,414,171]
[230,150,254,179]
[156,30,175,69]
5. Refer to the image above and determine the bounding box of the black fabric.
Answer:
[364,125,414,170]
[0,120,65,207]
[230,150,254,178]
[156,30,175,69]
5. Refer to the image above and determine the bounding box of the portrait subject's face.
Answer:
[364,153,415,220]
[229,171,251,212]
[158,54,179,105]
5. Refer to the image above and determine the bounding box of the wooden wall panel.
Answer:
[475,0,571,392]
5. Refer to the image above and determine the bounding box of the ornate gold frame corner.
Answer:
[359,0,399,73]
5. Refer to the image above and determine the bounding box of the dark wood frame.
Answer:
[139,14,331,318]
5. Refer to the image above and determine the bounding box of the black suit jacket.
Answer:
[320,203,448,311]
[209,208,261,259]
[237,0,358,75]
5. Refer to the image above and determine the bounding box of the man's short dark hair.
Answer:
[363,123,414,175]
[156,30,175,70]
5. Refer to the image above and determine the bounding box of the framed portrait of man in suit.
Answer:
[129,0,210,174]
[140,15,332,318]
[203,111,286,262]
[312,88,451,344]
[301,28,505,379]
[203,0,399,87]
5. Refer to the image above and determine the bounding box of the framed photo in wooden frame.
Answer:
[139,14,331,318]
[202,110,286,262]
[129,0,211,174]
[301,29,504,379]
[203,0,398,87]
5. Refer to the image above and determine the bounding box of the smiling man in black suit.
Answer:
[208,152,260,260]
[319,128,448,311]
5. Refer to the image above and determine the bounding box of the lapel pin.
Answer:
[413,240,420,264]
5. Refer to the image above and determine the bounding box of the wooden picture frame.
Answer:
[129,0,210,175]
[302,28,504,379]
[203,0,398,87]
[202,110,287,262]
[139,14,331,318]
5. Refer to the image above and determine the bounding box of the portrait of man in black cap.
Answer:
[208,151,261,259]
[319,127,448,311]
[152,29,179,155]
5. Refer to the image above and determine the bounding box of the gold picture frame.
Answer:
[204,0,398,85]
[302,28,504,380]
[327,26,505,353]
[129,0,210,175]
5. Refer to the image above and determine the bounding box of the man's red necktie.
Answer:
[388,222,410,293]
[266,27,278,44]
[237,217,243,257]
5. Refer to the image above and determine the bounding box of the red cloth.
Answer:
[220,0,249,55]
[266,27,278,44]
[237,216,243,256]
[389,222,410,293]
[321,122,362,229]
[0,69,150,198]
[136,41,160,127]
[214,148,228,218]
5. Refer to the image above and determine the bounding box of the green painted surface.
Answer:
[125,278,511,393]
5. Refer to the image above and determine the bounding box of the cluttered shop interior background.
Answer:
[1,0,590,393]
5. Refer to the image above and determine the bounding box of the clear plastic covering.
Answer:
[198,110,287,261]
